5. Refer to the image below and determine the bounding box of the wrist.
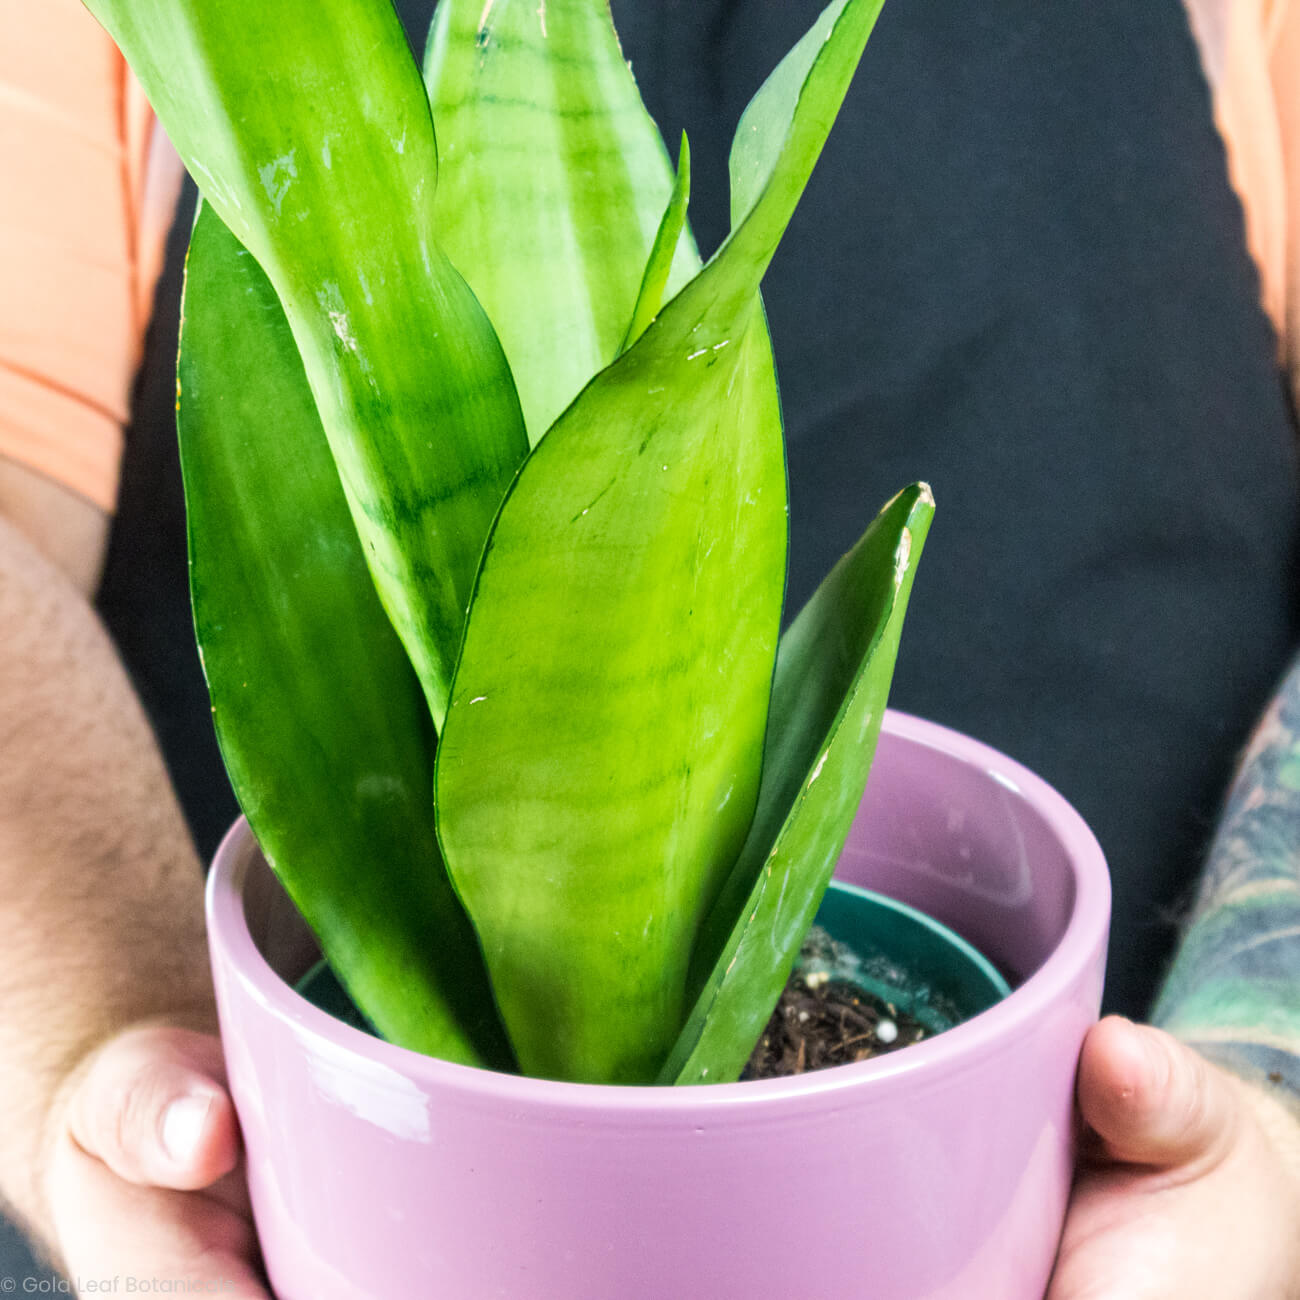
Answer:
[1207,1055,1300,1291]
[1237,1071,1300,1176]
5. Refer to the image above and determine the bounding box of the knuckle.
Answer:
[112,1068,159,1160]
[94,1052,171,1170]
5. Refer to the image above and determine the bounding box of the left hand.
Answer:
[42,1023,269,1297]
[1047,1016,1300,1298]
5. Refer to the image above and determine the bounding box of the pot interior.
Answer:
[238,715,1094,1037]
[293,877,1011,1055]
[836,723,1084,986]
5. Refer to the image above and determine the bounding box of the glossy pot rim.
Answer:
[206,709,1110,1111]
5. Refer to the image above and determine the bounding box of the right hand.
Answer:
[42,1023,270,1298]
[1047,1018,1300,1298]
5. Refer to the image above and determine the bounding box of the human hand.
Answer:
[41,1024,270,1298]
[1048,1016,1300,1298]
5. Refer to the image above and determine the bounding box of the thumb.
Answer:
[1076,1016,1239,1170]
[64,1024,240,1191]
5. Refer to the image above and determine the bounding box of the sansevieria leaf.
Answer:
[662,485,934,1085]
[622,134,692,352]
[435,0,886,1083]
[424,0,699,443]
[82,0,529,727]
[180,204,513,1070]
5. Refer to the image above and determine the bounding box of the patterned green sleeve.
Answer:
[1152,654,1300,1106]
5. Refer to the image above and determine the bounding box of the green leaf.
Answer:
[709,0,886,323]
[727,0,854,222]
[179,204,513,1070]
[435,313,784,1084]
[424,0,700,444]
[663,485,935,1086]
[82,0,529,728]
[433,0,884,1084]
[621,133,692,352]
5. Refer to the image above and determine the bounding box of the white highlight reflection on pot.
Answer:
[306,1038,432,1140]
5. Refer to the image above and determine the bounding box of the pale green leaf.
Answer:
[82,0,529,727]
[424,0,700,442]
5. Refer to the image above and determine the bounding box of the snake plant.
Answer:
[85,0,933,1084]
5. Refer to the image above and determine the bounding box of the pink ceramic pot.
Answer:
[206,711,1109,1299]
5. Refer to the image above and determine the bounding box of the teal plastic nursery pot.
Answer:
[206,710,1110,1299]
[811,879,1012,1035]
[296,878,1011,1050]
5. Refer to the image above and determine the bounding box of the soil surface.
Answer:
[743,971,930,1079]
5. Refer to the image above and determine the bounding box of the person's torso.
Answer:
[99,0,1300,1018]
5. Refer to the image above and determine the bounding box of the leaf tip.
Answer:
[893,527,913,586]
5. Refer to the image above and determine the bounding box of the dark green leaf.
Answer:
[179,205,513,1069]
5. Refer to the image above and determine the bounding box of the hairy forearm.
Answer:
[0,515,214,1235]
[1153,650,1300,1119]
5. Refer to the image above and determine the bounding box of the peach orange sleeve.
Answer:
[1272,1,1300,407]
[0,0,182,513]
[1208,0,1300,410]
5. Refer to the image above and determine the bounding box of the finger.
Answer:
[48,1131,270,1299]
[1076,1016,1240,1170]
[65,1026,241,1192]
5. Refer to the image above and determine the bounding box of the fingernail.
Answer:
[162,1092,214,1163]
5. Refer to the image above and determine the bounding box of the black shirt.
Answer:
[97,0,1300,1019]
